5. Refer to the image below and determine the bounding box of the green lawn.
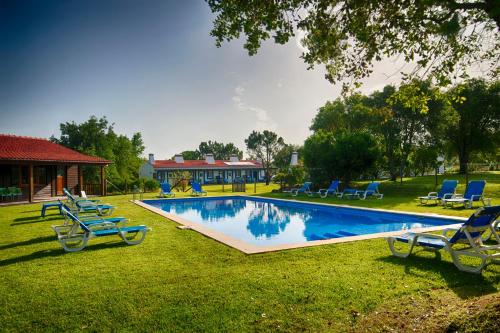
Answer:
[1,173,499,332]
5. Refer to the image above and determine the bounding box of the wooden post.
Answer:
[28,164,33,203]
[78,165,83,195]
[100,165,106,196]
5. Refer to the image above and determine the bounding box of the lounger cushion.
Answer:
[93,226,147,237]
[395,234,446,249]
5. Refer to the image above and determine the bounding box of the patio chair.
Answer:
[57,201,127,227]
[0,187,11,200]
[340,182,383,199]
[442,180,491,209]
[313,180,340,198]
[8,187,22,200]
[53,206,149,252]
[418,179,458,205]
[80,190,101,203]
[387,205,500,273]
[191,182,207,196]
[64,188,114,216]
[159,182,175,198]
[291,182,313,196]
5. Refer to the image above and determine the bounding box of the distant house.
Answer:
[0,134,110,202]
[140,153,265,184]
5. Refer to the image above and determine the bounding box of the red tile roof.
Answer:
[0,134,110,164]
[153,159,263,169]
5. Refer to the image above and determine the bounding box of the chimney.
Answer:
[205,153,215,164]
[229,154,239,162]
[290,152,298,166]
[174,154,184,163]
[148,153,155,164]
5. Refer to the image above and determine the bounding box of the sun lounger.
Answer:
[291,182,312,196]
[418,180,458,205]
[387,205,500,273]
[159,182,175,198]
[53,206,149,252]
[442,180,491,209]
[314,180,340,198]
[191,182,207,196]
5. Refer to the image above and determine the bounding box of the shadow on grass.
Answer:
[11,216,62,226]
[377,255,500,299]
[0,235,55,250]
[0,241,130,267]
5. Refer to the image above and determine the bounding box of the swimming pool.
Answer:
[138,196,464,253]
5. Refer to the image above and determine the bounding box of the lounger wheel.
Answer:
[119,229,148,245]
[60,234,89,252]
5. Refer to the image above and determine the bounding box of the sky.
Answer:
[0,0,408,159]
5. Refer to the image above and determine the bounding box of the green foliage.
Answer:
[198,141,243,160]
[273,166,305,190]
[302,130,338,185]
[207,0,500,89]
[179,150,201,160]
[245,130,285,184]
[51,116,144,191]
[446,79,500,173]
[273,144,303,171]
[331,132,379,185]
[410,146,440,176]
[169,170,192,191]
[142,178,159,192]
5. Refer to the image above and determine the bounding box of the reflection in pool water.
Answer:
[144,197,458,246]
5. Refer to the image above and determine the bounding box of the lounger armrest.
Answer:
[452,194,464,199]
[442,193,454,199]
[318,189,327,194]
[470,195,482,202]
[427,192,438,197]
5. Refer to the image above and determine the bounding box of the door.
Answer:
[56,166,65,195]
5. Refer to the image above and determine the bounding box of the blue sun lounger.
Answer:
[442,180,491,209]
[291,182,312,196]
[191,182,207,196]
[159,182,175,198]
[418,179,458,205]
[53,206,149,252]
[387,205,500,273]
[314,180,340,198]
[63,188,114,216]
[340,182,383,199]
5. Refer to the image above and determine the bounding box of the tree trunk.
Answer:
[458,148,469,174]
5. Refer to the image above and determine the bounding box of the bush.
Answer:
[143,179,159,192]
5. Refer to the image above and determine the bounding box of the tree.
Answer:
[178,150,202,160]
[51,116,145,192]
[446,79,500,174]
[207,1,499,89]
[331,132,379,185]
[245,130,285,185]
[302,130,337,185]
[274,144,303,170]
[197,140,243,160]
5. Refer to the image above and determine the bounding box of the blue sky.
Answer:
[0,0,406,159]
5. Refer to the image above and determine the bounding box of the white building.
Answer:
[140,153,266,184]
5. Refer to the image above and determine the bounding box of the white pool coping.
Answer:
[133,195,466,254]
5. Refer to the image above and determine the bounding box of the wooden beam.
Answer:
[28,164,33,203]
[100,165,106,196]
[78,165,84,195]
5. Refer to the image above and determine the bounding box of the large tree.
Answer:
[197,140,243,160]
[207,0,499,88]
[245,130,285,184]
[51,116,144,191]
[446,79,500,174]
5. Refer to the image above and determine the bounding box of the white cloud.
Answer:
[233,84,277,131]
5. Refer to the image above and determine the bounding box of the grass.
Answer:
[0,173,499,332]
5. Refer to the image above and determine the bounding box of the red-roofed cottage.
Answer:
[0,134,110,202]
[140,153,265,184]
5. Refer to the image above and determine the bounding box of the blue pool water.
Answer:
[142,196,460,246]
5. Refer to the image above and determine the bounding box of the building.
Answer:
[140,153,266,184]
[0,134,110,202]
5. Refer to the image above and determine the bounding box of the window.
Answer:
[33,166,47,185]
